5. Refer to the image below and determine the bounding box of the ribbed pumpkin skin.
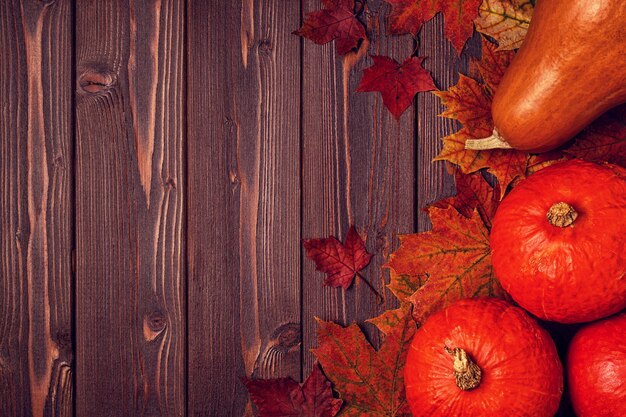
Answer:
[490,160,626,323]
[404,298,563,417]
[568,313,626,417]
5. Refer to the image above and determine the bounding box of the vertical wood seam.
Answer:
[298,0,304,384]
[413,35,420,233]
[183,0,189,416]
[70,1,77,416]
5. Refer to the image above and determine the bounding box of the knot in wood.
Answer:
[270,322,300,350]
[54,155,65,168]
[56,329,72,350]
[257,39,273,55]
[143,310,167,342]
[78,68,117,94]
[223,116,236,130]
[148,311,166,332]
[164,177,177,190]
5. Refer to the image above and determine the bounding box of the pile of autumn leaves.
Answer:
[242,1,626,416]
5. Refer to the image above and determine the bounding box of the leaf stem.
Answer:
[356,272,384,305]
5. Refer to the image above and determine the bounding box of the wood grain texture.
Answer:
[301,0,416,372]
[187,0,301,416]
[75,1,185,416]
[416,16,481,231]
[0,1,73,416]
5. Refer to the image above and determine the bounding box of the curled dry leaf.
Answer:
[474,0,534,51]
[357,55,436,119]
[384,0,482,54]
[313,306,416,416]
[294,0,366,55]
[242,363,342,417]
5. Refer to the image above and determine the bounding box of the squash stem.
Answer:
[444,346,482,391]
[465,128,513,150]
[547,202,578,227]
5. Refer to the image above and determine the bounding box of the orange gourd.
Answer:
[466,0,626,152]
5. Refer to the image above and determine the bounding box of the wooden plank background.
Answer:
[0,1,575,416]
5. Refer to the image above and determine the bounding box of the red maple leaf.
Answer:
[303,226,373,290]
[242,364,342,417]
[294,0,366,55]
[357,55,436,119]
[385,0,482,54]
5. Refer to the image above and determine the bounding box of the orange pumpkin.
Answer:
[404,298,563,417]
[490,159,626,323]
[568,313,626,417]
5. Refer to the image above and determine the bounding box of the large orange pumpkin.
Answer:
[490,159,626,323]
[568,313,626,417]
[404,298,563,417]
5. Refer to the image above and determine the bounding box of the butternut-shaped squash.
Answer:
[466,0,626,153]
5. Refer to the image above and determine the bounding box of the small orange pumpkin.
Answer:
[567,313,626,417]
[490,159,626,323]
[404,298,563,417]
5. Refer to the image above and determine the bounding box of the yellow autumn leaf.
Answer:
[474,0,533,50]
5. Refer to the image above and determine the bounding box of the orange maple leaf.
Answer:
[469,37,515,93]
[433,38,527,192]
[313,306,416,416]
[386,204,506,323]
[435,129,527,195]
[384,0,482,54]
[434,171,500,229]
[435,74,492,133]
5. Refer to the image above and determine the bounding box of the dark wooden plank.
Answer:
[74,1,185,415]
[416,17,481,230]
[187,0,301,415]
[301,0,417,371]
[0,1,73,416]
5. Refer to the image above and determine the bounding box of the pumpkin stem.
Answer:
[547,202,578,227]
[444,346,482,391]
[464,128,513,150]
